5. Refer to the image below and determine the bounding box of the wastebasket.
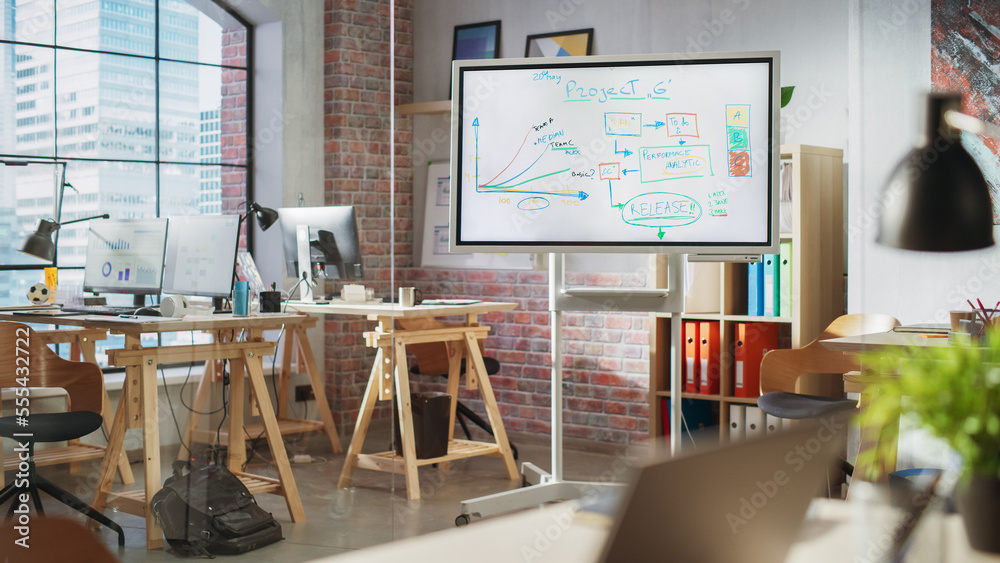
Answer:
[394,391,452,459]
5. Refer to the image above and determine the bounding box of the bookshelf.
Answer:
[648,144,845,445]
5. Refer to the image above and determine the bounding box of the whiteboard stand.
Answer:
[457,253,685,522]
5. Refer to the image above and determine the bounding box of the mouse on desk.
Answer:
[134,307,162,317]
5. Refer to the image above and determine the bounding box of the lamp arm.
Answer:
[59,213,110,227]
[943,110,1000,139]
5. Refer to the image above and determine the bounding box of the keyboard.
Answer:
[59,305,144,316]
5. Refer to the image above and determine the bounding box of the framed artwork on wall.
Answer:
[525,28,593,57]
[452,20,501,61]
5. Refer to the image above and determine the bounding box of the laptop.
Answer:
[596,417,846,562]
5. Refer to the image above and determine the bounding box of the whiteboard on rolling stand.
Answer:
[420,161,532,269]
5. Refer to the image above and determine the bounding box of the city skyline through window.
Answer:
[0,0,249,313]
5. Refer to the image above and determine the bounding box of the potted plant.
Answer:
[860,329,1000,553]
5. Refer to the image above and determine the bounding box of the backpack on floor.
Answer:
[151,459,283,557]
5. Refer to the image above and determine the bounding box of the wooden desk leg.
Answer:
[177,359,218,461]
[77,337,135,484]
[244,350,306,522]
[338,348,383,489]
[227,355,247,472]
[393,339,421,500]
[464,333,518,480]
[90,370,129,532]
[294,325,343,453]
[139,361,164,550]
[277,329,295,420]
[439,342,463,472]
[854,386,899,485]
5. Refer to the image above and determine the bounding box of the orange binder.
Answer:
[699,322,721,395]
[683,321,700,393]
[734,322,780,398]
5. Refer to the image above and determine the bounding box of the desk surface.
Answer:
[309,499,999,563]
[0,311,308,333]
[820,330,953,353]
[284,300,517,318]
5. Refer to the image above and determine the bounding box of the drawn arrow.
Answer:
[643,121,665,130]
[473,118,480,187]
[614,140,633,158]
[622,168,639,176]
[657,228,665,240]
[678,139,686,146]
[608,180,624,209]
[479,188,588,201]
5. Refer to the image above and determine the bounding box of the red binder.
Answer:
[683,321,700,393]
[699,322,721,394]
[734,322,780,398]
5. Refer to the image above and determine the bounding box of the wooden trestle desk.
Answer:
[1,312,311,549]
[285,300,519,500]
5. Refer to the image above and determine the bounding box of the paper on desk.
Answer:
[421,299,481,305]
[79,315,184,323]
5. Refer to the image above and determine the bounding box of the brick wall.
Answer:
[322,1,651,445]
[221,26,249,234]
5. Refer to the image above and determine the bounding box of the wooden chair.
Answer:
[757,313,900,419]
[0,322,125,545]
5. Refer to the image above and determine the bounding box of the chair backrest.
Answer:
[396,317,491,376]
[0,322,103,414]
[759,313,900,395]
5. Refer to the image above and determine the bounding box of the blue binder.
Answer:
[747,261,764,316]
[763,254,779,317]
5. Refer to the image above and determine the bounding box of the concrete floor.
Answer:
[21,426,639,562]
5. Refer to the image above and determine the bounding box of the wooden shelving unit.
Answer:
[649,144,845,445]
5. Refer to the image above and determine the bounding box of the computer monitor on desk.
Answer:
[161,214,240,310]
[278,206,363,301]
[83,218,169,307]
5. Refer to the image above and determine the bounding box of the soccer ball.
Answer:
[27,283,50,303]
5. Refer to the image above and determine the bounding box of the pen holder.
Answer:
[260,291,281,313]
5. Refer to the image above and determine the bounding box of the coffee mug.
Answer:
[399,287,422,307]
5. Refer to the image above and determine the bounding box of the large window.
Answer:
[0,0,250,310]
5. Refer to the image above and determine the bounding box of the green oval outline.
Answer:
[621,192,703,228]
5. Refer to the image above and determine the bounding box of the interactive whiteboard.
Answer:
[450,51,779,254]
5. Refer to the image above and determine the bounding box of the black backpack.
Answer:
[151,460,283,557]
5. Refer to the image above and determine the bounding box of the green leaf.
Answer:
[780,86,795,108]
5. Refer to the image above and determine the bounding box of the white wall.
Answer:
[411,0,851,268]
[848,0,1000,325]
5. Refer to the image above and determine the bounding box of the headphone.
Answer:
[160,295,190,317]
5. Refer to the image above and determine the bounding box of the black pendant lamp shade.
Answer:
[876,92,995,252]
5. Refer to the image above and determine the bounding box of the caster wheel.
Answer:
[455,514,470,527]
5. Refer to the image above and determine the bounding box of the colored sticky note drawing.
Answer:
[666,113,699,138]
[599,162,621,180]
[728,151,751,177]
[726,104,750,127]
[604,112,642,136]
[726,126,749,150]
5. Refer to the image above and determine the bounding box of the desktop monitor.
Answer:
[83,218,169,305]
[161,215,241,299]
[278,206,364,281]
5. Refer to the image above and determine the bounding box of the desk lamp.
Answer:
[239,201,279,233]
[876,92,996,251]
[3,159,109,262]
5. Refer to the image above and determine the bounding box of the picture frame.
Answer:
[525,28,593,57]
[452,20,501,61]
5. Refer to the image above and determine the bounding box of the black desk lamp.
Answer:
[876,92,996,252]
[238,201,279,233]
[3,159,109,262]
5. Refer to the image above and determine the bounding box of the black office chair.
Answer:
[0,322,125,546]
[408,342,519,460]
